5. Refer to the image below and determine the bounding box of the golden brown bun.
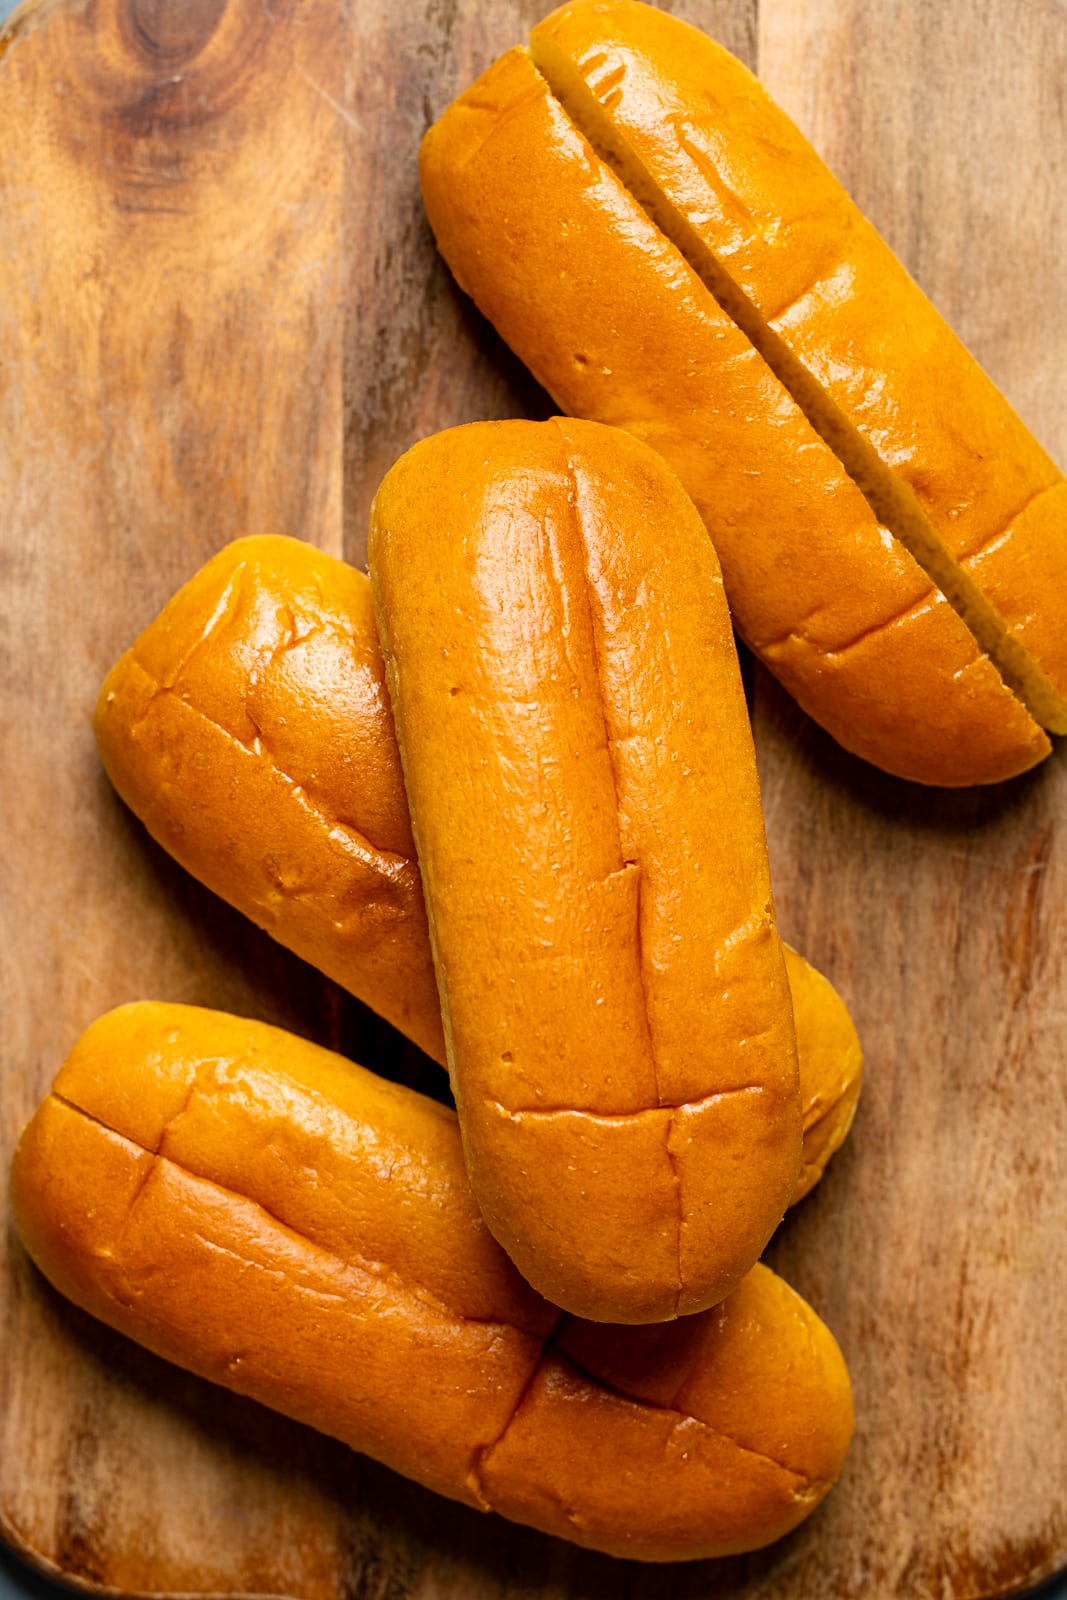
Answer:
[96,535,861,1205]
[418,34,1054,786]
[532,0,1067,734]
[782,946,862,1203]
[11,1002,854,1562]
[370,418,801,1323]
[94,535,443,1060]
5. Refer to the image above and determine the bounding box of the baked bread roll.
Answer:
[370,417,801,1322]
[95,533,862,1204]
[11,1002,854,1563]
[784,944,862,1205]
[418,4,1064,786]
[96,533,442,1061]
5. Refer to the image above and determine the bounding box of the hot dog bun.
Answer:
[418,15,1059,786]
[370,417,801,1322]
[95,534,443,1060]
[782,945,863,1204]
[95,533,862,1204]
[531,0,1067,733]
[11,1001,854,1562]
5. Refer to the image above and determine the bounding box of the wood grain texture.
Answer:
[754,4,1067,1595]
[0,0,1064,1597]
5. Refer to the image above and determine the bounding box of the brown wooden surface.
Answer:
[1,0,1065,1596]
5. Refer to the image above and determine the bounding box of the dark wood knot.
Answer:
[125,0,228,65]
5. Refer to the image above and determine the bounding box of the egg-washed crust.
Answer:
[530,2,1067,735]
[96,535,862,1206]
[419,18,1057,784]
[12,1002,854,1562]
[370,418,803,1323]
[95,535,445,1061]
[782,945,863,1203]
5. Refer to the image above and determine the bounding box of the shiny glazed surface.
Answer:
[370,418,801,1322]
[419,29,1052,784]
[11,1002,854,1563]
[95,537,443,1059]
[95,534,861,1203]
[532,0,1067,726]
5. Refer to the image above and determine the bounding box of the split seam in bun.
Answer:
[50,1085,556,1354]
[557,428,681,1310]
[525,33,1066,737]
[95,535,862,1165]
[368,419,802,1321]
[12,1000,851,1560]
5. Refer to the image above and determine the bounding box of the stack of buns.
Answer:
[92,531,861,1203]
[16,418,860,1560]
[18,0,1058,1568]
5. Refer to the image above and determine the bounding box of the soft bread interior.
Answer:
[527,34,1067,738]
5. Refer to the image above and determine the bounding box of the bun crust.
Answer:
[97,535,861,1201]
[370,418,801,1322]
[418,31,1054,785]
[782,945,863,1203]
[11,1002,854,1563]
[95,535,444,1060]
[532,0,1067,731]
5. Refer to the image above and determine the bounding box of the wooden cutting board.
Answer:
[1,1,1065,1595]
